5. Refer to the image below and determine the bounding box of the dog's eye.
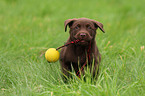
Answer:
[75,26,79,30]
[86,25,92,30]
[88,26,92,29]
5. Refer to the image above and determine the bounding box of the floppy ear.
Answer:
[64,18,77,32]
[92,20,105,33]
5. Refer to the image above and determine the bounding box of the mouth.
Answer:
[75,39,89,45]
[73,36,92,45]
[74,36,92,42]
[80,40,86,43]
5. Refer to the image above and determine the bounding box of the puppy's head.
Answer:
[64,18,105,45]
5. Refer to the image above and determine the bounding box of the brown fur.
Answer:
[59,18,105,80]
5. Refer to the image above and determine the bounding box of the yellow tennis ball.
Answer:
[45,48,60,62]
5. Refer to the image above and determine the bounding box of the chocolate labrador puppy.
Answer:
[60,18,105,80]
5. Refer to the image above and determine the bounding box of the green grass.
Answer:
[0,0,145,95]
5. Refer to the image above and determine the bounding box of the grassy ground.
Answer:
[0,0,145,96]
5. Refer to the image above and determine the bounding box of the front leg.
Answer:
[60,60,71,81]
[93,59,100,78]
[91,53,101,79]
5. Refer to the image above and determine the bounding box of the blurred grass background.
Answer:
[0,0,145,96]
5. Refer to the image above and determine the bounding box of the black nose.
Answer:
[80,33,86,38]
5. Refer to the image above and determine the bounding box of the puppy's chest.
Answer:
[67,52,88,64]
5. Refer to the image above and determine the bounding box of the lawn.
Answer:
[0,0,145,96]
